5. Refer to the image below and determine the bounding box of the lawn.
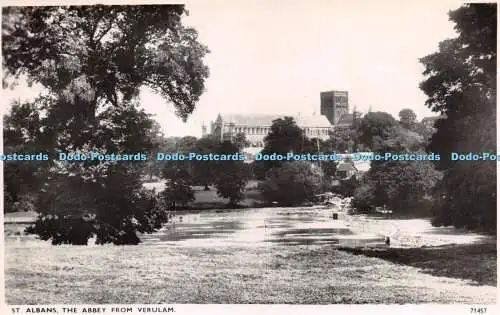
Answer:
[4,239,497,304]
[339,243,497,286]
[142,180,266,210]
[3,182,267,225]
[3,183,497,304]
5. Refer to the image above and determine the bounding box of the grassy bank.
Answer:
[4,242,497,304]
[339,243,497,286]
[141,181,268,211]
[3,183,269,222]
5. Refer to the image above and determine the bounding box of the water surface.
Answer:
[140,207,386,248]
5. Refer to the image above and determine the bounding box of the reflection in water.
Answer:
[140,207,386,248]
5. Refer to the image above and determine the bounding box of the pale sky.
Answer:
[1,0,463,137]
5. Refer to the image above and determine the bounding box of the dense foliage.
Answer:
[398,108,417,130]
[213,141,249,206]
[3,100,50,213]
[352,126,440,214]
[252,116,336,181]
[420,4,496,232]
[357,112,398,150]
[260,161,323,206]
[2,5,210,244]
[159,136,249,207]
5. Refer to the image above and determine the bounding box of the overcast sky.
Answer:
[2,0,463,137]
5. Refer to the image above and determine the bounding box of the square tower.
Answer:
[320,90,349,125]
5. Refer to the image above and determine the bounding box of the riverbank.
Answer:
[4,204,497,302]
[4,242,496,304]
[337,210,493,248]
[334,205,497,287]
[339,243,497,286]
[5,202,492,248]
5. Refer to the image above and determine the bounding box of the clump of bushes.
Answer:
[260,161,323,206]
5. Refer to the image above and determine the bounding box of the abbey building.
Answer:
[203,90,358,148]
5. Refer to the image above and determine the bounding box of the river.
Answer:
[139,206,387,248]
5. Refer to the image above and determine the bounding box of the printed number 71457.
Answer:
[471,307,487,313]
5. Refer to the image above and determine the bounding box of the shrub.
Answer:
[161,180,195,209]
[352,181,377,213]
[260,161,323,206]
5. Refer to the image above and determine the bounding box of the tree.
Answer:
[381,127,425,152]
[351,181,377,213]
[213,141,248,206]
[3,99,50,212]
[27,102,166,245]
[328,127,352,153]
[260,161,323,206]
[162,135,199,183]
[262,117,305,153]
[161,180,195,210]
[412,120,436,144]
[192,135,220,190]
[232,132,249,150]
[398,108,417,129]
[357,112,398,150]
[176,136,198,152]
[367,159,440,212]
[254,117,305,178]
[352,127,440,215]
[2,5,210,244]
[145,121,165,181]
[419,3,496,232]
[336,175,361,197]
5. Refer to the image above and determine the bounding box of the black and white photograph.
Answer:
[1,0,497,310]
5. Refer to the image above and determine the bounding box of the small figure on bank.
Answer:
[385,236,390,246]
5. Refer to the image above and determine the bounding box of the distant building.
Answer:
[201,124,208,137]
[335,111,363,129]
[320,90,349,125]
[205,91,361,148]
[209,113,333,147]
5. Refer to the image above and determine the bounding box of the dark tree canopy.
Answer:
[262,117,305,154]
[192,135,220,189]
[352,127,440,215]
[328,127,355,153]
[254,117,307,177]
[398,108,417,129]
[2,5,210,121]
[213,141,248,206]
[260,161,323,206]
[232,132,250,150]
[357,111,398,150]
[2,5,210,244]
[419,3,496,232]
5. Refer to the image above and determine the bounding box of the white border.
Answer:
[1,1,498,314]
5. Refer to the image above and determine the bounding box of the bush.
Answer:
[215,171,247,206]
[27,164,170,245]
[27,187,169,245]
[3,189,14,213]
[431,161,496,233]
[352,182,376,213]
[260,161,323,206]
[161,180,195,209]
[338,175,361,197]
[351,159,440,215]
[12,194,37,212]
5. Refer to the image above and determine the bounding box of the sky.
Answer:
[2,0,463,137]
